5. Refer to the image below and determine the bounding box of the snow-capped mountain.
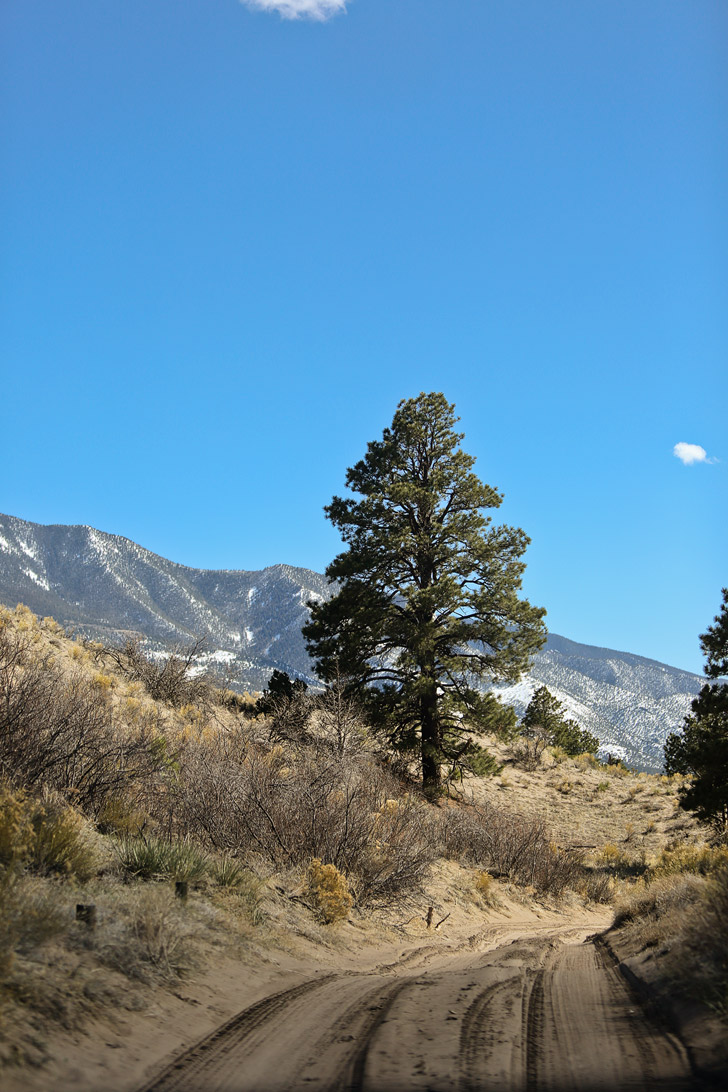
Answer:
[492,633,701,771]
[0,512,328,689]
[0,512,703,770]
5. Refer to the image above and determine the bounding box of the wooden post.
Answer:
[425,906,434,929]
[175,880,189,901]
[76,904,97,929]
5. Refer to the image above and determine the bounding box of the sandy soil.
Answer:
[7,882,709,1092]
[132,927,700,1092]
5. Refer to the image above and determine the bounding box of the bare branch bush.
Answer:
[511,725,549,770]
[311,680,371,761]
[0,623,173,814]
[102,636,212,708]
[263,689,315,745]
[169,731,435,906]
[441,802,584,895]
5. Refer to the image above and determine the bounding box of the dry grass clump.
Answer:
[612,867,728,1016]
[613,872,705,928]
[0,872,69,974]
[591,841,646,880]
[680,868,728,1014]
[92,885,200,983]
[473,869,500,906]
[649,843,728,880]
[96,794,146,836]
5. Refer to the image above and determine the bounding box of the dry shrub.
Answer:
[0,617,169,813]
[0,785,100,881]
[0,873,69,975]
[313,681,370,760]
[103,636,211,708]
[650,843,728,880]
[96,886,198,982]
[306,859,352,924]
[511,727,549,770]
[262,689,314,745]
[578,871,614,904]
[612,872,705,928]
[441,803,584,895]
[170,733,435,906]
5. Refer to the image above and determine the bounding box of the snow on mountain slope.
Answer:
[492,634,701,770]
[0,512,702,768]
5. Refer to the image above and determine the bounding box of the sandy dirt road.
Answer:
[136,923,699,1092]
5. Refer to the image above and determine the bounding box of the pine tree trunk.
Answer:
[420,684,441,798]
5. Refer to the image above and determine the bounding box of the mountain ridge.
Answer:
[0,511,702,770]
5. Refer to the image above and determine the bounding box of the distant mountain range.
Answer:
[0,512,703,771]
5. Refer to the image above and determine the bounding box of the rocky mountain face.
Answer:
[0,512,702,770]
[0,512,328,690]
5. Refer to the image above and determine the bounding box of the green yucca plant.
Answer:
[115,836,209,883]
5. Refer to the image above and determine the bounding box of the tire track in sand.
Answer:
[522,938,697,1091]
[137,975,338,1092]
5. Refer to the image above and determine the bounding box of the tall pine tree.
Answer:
[664,588,728,832]
[303,392,546,796]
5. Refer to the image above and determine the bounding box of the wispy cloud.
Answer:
[673,442,716,466]
[242,0,347,20]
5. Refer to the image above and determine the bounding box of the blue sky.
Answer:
[1,0,725,673]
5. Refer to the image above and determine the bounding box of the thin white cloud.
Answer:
[673,442,716,466]
[242,0,347,20]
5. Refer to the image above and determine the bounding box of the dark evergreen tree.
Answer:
[521,685,599,757]
[255,669,307,715]
[303,392,545,796]
[664,588,728,832]
[521,686,565,739]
